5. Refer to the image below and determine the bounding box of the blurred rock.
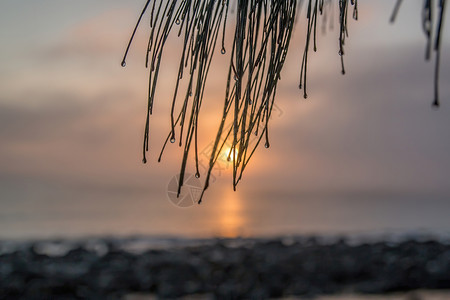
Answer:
[0,237,449,298]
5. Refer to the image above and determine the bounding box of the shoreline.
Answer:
[1,236,450,298]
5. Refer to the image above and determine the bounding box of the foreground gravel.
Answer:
[1,237,450,299]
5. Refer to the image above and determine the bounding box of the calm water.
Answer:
[2,179,450,240]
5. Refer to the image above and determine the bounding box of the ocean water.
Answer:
[1,180,450,241]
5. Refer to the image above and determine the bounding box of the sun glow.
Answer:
[221,145,239,163]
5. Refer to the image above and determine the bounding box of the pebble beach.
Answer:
[1,236,450,299]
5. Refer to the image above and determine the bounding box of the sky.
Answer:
[1,1,450,240]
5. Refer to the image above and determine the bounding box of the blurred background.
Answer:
[1,0,450,241]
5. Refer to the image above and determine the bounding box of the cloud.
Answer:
[242,40,450,194]
[36,9,144,62]
[0,88,165,192]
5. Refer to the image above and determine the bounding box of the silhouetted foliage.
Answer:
[122,0,447,203]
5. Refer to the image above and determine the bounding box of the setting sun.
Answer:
[219,144,239,164]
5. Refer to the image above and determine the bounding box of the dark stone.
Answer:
[1,237,450,298]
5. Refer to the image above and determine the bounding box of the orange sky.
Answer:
[1,1,450,239]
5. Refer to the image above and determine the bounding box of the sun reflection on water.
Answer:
[215,189,246,237]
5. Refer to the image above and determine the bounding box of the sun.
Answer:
[222,145,239,163]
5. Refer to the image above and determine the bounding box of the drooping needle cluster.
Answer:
[298,0,358,99]
[391,0,447,107]
[122,0,446,203]
[200,0,297,201]
[122,0,300,203]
